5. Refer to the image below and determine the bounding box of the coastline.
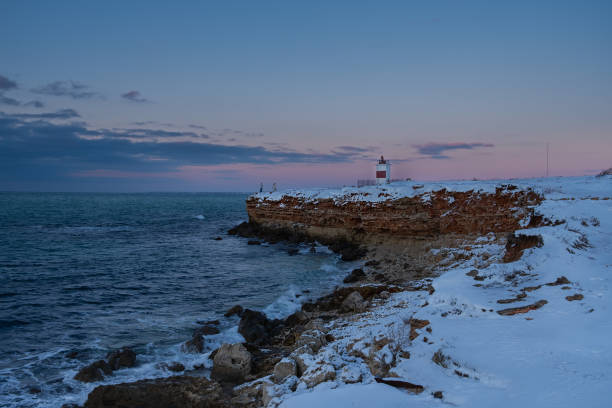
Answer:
[78,176,611,407]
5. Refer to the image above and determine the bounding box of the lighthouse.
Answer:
[376,155,391,185]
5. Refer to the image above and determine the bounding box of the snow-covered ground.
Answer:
[270,175,612,407]
[253,175,609,204]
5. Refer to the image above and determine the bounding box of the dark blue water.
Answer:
[0,193,352,407]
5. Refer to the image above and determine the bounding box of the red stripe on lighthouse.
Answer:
[376,171,386,178]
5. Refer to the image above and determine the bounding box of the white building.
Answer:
[376,155,391,184]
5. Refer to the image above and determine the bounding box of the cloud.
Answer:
[413,142,494,159]
[0,111,355,188]
[31,80,102,99]
[0,95,21,106]
[24,100,45,108]
[121,90,149,103]
[0,75,18,91]
[9,109,80,120]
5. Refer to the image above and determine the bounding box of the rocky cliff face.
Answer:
[246,186,543,245]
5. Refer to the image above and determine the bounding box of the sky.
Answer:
[1,0,610,192]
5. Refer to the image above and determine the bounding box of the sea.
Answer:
[0,192,355,407]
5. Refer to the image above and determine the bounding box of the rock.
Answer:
[181,334,204,353]
[211,343,252,383]
[157,362,185,372]
[503,233,543,263]
[379,290,390,299]
[247,240,261,245]
[596,168,612,177]
[374,377,424,394]
[546,276,571,286]
[74,360,112,383]
[290,345,315,376]
[433,390,444,399]
[273,357,297,383]
[238,309,282,345]
[343,268,366,283]
[566,293,584,301]
[225,305,244,318]
[213,236,223,240]
[339,365,362,384]
[287,248,299,256]
[340,291,368,313]
[301,363,336,388]
[262,376,298,406]
[84,375,228,408]
[295,330,326,352]
[195,325,220,336]
[106,348,136,370]
[497,300,548,316]
[284,310,308,327]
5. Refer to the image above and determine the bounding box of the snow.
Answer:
[252,175,612,204]
[273,175,612,407]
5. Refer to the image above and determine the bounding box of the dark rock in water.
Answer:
[195,324,220,336]
[247,240,261,245]
[238,309,283,345]
[197,319,220,326]
[157,362,185,372]
[106,348,136,370]
[66,350,79,359]
[28,386,41,394]
[74,360,112,383]
[213,236,223,241]
[209,347,219,360]
[224,305,244,318]
[238,310,269,344]
[287,248,299,256]
[84,375,229,408]
[433,391,444,399]
[181,334,204,353]
[343,268,366,283]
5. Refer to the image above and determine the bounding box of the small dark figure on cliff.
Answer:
[259,182,263,193]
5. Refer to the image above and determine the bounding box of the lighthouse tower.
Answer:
[376,155,391,185]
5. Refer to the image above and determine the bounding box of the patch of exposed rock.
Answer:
[84,376,229,408]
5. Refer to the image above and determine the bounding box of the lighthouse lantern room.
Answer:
[376,155,391,185]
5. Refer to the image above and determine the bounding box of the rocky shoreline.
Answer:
[68,182,554,408]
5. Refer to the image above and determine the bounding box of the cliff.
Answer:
[246,184,544,245]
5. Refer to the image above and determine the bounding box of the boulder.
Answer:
[181,334,204,353]
[84,375,228,408]
[340,291,368,313]
[295,330,327,352]
[273,357,297,383]
[238,309,282,345]
[211,343,252,383]
[290,345,315,376]
[301,363,336,388]
[195,325,220,336]
[224,305,244,318]
[74,360,112,383]
[106,348,136,370]
[343,268,366,283]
